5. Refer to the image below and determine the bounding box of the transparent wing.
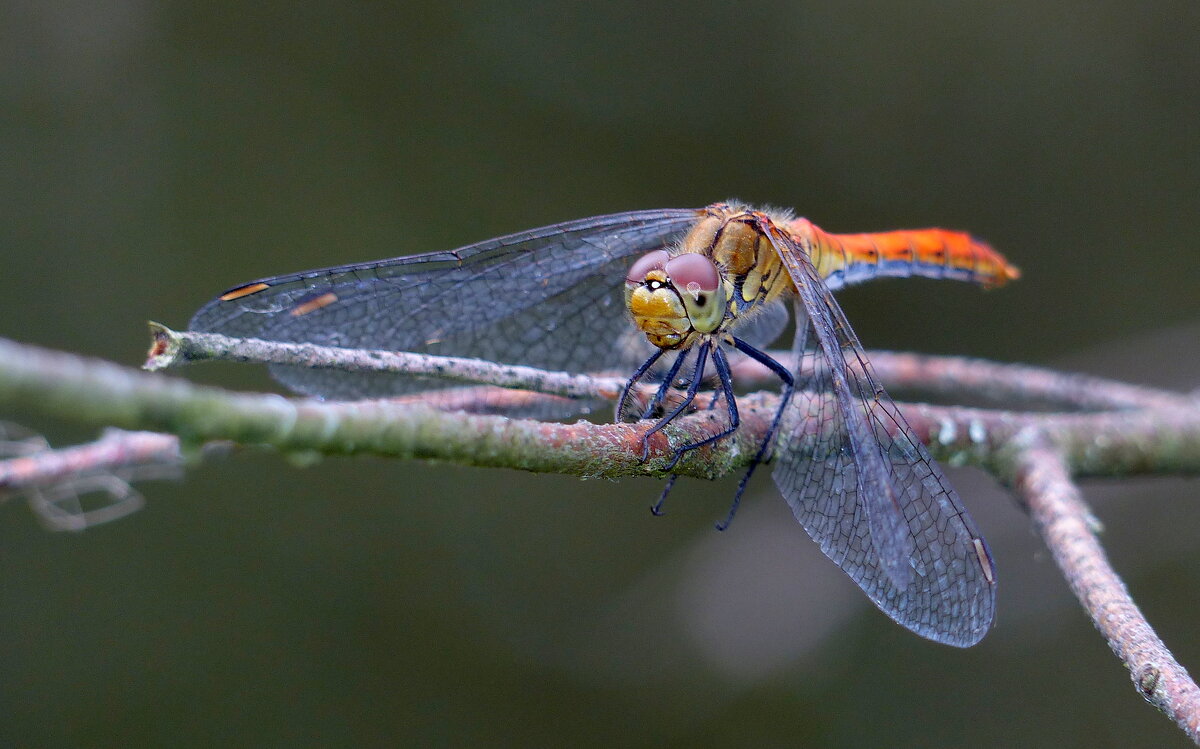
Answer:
[190,209,701,413]
[729,298,789,351]
[762,222,996,647]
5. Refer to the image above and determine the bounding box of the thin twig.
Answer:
[149,325,1193,413]
[146,323,631,402]
[1010,439,1200,741]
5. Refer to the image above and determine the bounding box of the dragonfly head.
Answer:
[625,250,728,349]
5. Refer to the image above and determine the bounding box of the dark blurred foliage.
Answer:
[1,1,1197,746]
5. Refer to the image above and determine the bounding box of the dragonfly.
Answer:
[190,202,1019,647]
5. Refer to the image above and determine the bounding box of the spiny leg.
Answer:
[639,342,711,461]
[650,475,678,516]
[623,349,694,516]
[615,347,668,424]
[714,337,796,531]
[640,348,692,421]
[651,384,727,516]
[659,344,740,472]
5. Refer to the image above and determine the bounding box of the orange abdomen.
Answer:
[787,218,1020,290]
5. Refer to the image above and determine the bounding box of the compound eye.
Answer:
[626,250,670,284]
[665,253,720,302]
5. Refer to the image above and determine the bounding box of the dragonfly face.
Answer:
[624,205,801,354]
[624,249,727,348]
[189,200,1018,647]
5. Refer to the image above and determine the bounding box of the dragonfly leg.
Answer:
[625,349,698,516]
[626,349,692,460]
[616,347,668,424]
[640,349,692,420]
[650,474,678,516]
[639,343,711,461]
[660,344,740,472]
[714,337,796,531]
[651,383,726,516]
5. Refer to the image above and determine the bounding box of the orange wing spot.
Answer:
[219,282,271,301]
[973,538,996,584]
[290,292,338,316]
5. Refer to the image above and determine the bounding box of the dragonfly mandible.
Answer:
[190,202,1019,646]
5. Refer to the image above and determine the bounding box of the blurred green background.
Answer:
[2,1,1199,747]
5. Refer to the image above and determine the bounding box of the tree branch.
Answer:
[1010,439,1200,741]
[3,330,1200,740]
[1,335,759,477]
[5,334,1196,479]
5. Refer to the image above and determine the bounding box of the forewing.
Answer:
[762,222,996,647]
[190,209,700,413]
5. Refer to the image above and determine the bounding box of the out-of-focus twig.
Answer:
[731,350,1195,411]
[0,427,182,530]
[0,428,180,492]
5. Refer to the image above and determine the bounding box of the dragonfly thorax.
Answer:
[624,249,728,349]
